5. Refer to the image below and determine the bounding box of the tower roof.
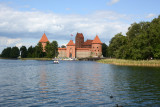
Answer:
[92,35,102,44]
[67,40,75,46]
[39,33,49,42]
[76,33,84,38]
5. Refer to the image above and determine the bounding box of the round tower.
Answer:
[75,33,84,48]
[91,35,102,57]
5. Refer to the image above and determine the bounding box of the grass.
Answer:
[97,58,160,67]
[20,58,52,60]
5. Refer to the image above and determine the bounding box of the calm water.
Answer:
[0,59,160,107]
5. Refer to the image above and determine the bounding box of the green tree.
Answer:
[61,45,66,48]
[34,43,44,58]
[1,47,12,58]
[108,33,127,58]
[27,46,34,58]
[51,41,58,57]
[45,41,53,58]
[20,46,28,58]
[10,46,20,58]
[102,43,108,57]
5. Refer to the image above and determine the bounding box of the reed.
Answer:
[97,59,160,67]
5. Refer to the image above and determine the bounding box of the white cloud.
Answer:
[146,13,156,18]
[107,0,120,5]
[0,37,21,45]
[0,3,129,52]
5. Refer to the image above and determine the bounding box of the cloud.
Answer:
[146,13,156,18]
[107,0,120,5]
[0,3,129,52]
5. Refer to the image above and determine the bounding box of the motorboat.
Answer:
[53,60,59,64]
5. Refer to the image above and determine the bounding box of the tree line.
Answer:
[102,15,160,60]
[0,41,58,58]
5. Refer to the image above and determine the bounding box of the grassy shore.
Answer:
[97,59,160,67]
[20,58,52,60]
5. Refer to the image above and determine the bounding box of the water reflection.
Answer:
[0,60,160,106]
[39,64,48,102]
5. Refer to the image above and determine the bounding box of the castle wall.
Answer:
[82,45,91,48]
[58,48,66,58]
[76,48,91,58]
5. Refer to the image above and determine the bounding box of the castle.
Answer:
[39,33,102,58]
[58,33,102,58]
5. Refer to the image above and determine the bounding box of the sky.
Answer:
[0,0,160,53]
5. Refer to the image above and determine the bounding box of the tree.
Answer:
[108,33,127,58]
[27,46,34,58]
[10,46,20,58]
[20,46,28,58]
[1,47,12,58]
[102,43,108,57]
[61,45,66,48]
[34,43,44,58]
[51,41,58,57]
[45,41,53,58]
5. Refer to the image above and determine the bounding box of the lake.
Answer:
[0,59,160,106]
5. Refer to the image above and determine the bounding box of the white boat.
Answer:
[53,60,59,64]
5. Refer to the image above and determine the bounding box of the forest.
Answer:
[102,15,160,60]
[0,41,58,58]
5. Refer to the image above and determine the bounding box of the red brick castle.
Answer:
[58,33,102,58]
[39,32,102,58]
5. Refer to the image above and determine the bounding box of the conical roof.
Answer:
[39,33,49,42]
[92,35,102,44]
[67,40,75,46]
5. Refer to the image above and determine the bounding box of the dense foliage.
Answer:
[45,41,58,58]
[1,46,20,58]
[102,43,108,57]
[0,41,58,58]
[108,15,160,60]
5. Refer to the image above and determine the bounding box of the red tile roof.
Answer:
[39,33,49,42]
[67,40,75,46]
[58,48,66,50]
[92,35,102,44]
[83,40,93,46]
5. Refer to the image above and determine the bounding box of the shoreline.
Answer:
[20,58,53,60]
[97,59,160,67]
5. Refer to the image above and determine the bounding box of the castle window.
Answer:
[93,47,94,48]
[95,50,96,51]
[98,50,99,51]
[97,47,98,48]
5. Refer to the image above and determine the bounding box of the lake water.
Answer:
[0,59,160,107]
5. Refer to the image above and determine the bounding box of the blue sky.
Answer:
[0,0,159,52]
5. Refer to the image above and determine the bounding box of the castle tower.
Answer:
[91,35,102,57]
[75,33,84,48]
[39,33,49,52]
[66,40,76,58]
